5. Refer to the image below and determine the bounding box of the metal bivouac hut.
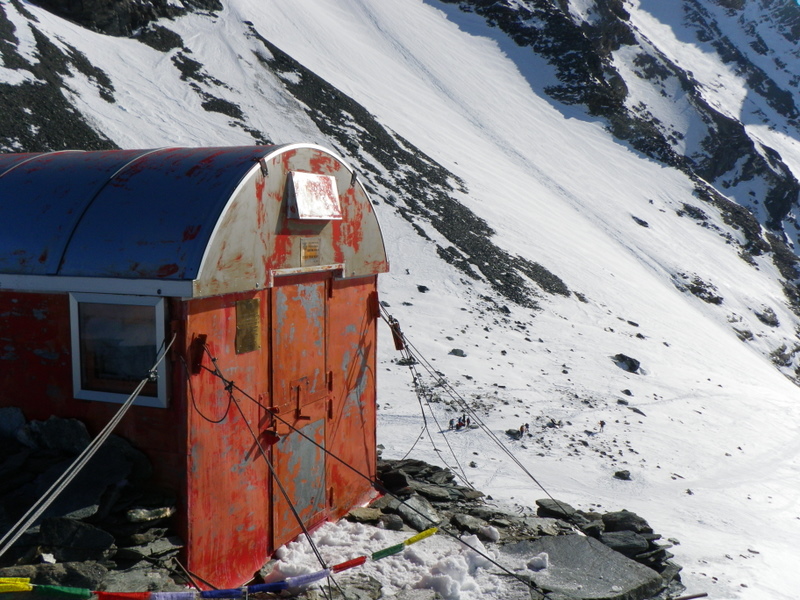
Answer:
[0,144,389,588]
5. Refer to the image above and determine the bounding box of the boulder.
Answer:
[450,512,489,535]
[39,517,117,562]
[380,469,411,493]
[409,481,454,502]
[501,535,664,600]
[603,509,653,534]
[377,513,405,531]
[395,494,440,531]
[127,527,169,546]
[600,530,651,558]
[612,354,641,373]
[535,498,577,521]
[346,507,383,524]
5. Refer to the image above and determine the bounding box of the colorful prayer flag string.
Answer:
[284,569,331,589]
[198,590,241,599]
[331,556,367,573]
[0,527,439,598]
[95,593,151,600]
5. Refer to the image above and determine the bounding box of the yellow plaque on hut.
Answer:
[235,298,260,354]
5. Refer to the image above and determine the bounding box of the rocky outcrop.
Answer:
[337,458,686,600]
[27,0,221,37]
[247,24,571,309]
[0,409,185,592]
[0,3,117,153]
[0,410,684,599]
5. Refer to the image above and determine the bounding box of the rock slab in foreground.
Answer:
[503,534,664,600]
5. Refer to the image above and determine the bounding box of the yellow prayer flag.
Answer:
[0,582,34,592]
[404,527,438,546]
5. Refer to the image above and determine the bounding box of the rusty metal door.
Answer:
[270,275,330,547]
[272,277,328,417]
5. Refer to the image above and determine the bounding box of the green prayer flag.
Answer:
[371,543,404,561]
[34,585,94,599]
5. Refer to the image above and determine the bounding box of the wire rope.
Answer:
[197,345,343,600]
[379,306,571,513]
[388,315,474,487]
[195,347,539,593]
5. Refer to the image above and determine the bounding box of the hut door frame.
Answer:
[269,272,331,548]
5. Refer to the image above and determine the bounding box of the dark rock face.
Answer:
[28,0,221,36]
[0,4,117,153]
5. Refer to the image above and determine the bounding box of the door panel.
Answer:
[270,275,330,548]
[271,418,326,546]
[272,279,327,415]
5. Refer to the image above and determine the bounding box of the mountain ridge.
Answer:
[2,1,800,598]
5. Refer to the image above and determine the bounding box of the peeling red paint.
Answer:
[308,151,340,174]
[182,225,202,241]
[157,263,180,277]
[255,171,267,229]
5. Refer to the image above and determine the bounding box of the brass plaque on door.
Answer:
[235,298,260,354]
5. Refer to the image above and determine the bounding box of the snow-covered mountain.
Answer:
[2,1,800,598]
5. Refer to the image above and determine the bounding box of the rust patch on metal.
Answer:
[157,263,180,278]
[182,225,201,241]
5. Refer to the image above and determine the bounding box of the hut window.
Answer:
[69,293,168,408]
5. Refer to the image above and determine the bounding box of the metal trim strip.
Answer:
[267,264,344,287]
[0,274,193,297]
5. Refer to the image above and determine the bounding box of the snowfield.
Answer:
[2,0,800,598]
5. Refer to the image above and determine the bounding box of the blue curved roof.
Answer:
[0,147,273,280]
[0,145,389,298]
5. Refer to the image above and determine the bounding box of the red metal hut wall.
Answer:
[0,145,389,588]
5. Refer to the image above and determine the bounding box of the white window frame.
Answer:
[69,292,168,408]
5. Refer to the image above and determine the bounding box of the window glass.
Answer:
[79,302,158,396]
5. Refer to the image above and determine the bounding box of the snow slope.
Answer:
[2,0,800,598]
